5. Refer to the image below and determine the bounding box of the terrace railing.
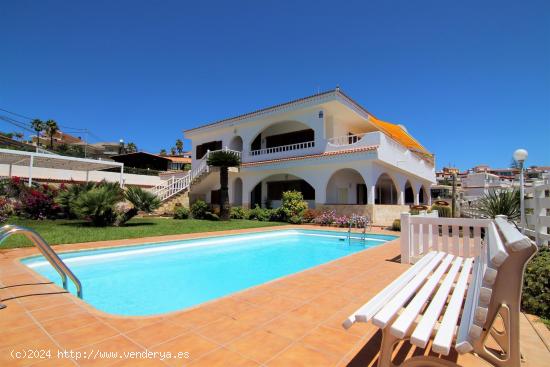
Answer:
[326,133,368,147]
[523,175,550,246]
[400,213,491,264]
[249,140,315,156]
[152,148,241,201]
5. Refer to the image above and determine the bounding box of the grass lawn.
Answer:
[0,217,286,249]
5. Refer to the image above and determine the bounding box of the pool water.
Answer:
[22,229,396,316]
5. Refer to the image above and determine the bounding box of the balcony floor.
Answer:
[1,225,548,366]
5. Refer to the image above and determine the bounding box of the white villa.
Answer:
[156,88,436,225]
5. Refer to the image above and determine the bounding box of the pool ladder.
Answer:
[0,225,82,301]
[347,214,367,244]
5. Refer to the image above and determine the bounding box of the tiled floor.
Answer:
[1,225,548,366]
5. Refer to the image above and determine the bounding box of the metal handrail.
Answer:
[0,225,83,298]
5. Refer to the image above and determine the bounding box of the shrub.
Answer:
[522,247,550,319]
[288,215,303,224]
[269,207,285,222]
[230,206,248,219]
[302,209,319,223]
[431,204,451,217]
[204,211,220,221]
[335,215,350,227]
[173,206,190,219]
[18,184,60,220]
[0,197,14,223]
[315,210,336,225]
[391,219,401,231]
[125,186,160,213]
[0,176,26,198]
[71,185,122,226]
[280,191,308,221]
[56,182,95,218]
[248,204,271,221]
[190,200,208,219]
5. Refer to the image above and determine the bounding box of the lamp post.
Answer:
[513,148,528,232]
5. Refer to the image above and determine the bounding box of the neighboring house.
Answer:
[31,130,84,147]
[461,172,512,201]
[160,88,436,225]
[111,152,192,172]
[166,155,191,171]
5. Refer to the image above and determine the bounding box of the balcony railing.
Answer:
[327,133,367,147]
[249,140,315,156]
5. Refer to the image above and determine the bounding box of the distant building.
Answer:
[111,152,191,172]
[461,172,512,200]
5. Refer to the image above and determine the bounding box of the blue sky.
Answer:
[1,0,549,169]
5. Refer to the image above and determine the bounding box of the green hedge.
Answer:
[522,247,550,319]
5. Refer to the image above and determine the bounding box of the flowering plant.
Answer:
[17,184,60,219]
[314,210,336,225]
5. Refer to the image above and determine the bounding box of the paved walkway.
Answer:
[1,225,548,366]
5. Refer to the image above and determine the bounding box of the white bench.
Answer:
[343,215,537,367]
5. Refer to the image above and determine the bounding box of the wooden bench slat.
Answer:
[454,255,483,354]
[372,252,448,329]
[390,255,457,338]
[432,255,475,355]
[342,251,438,329]
[410,257,470,349]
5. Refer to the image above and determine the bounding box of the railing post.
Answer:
[400,212,411,264]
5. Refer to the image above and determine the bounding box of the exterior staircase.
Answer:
[152,148,241,214]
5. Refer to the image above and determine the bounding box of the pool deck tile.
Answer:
[1,224,549,366]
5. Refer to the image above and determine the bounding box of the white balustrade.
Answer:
[400,213,491,264]
[523,175,550,246]
[249,140,315,156]
[326,133,367,147]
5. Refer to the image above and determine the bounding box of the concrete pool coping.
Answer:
[1,225,548,366]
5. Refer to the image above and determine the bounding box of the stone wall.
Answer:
[316,204,408,227]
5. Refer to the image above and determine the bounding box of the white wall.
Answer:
[0,164,162,187]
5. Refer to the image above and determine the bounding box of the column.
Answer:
[28,155,34,187]
[414,193,420,205]
[369,185,376,205]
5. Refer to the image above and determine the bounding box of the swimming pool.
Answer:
[22,229,396,316]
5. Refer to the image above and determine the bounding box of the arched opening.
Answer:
[250,173,315,208]
[229,136,243,152]
[419,185,428,205]
[375,173,398,204]
[249,120,314,154]
[404,181,414,205]
[232,177,243,206]
[325,169,368,204]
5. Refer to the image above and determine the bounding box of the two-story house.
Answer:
[155,88,436,225]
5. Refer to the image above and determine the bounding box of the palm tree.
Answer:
[175,139,184,155]
[207,150,241,220]
[159,149,167,156]
[170,147,176,156]
[476,189,520,220]
[14,132,24,142]
[45,120,59,149]
[126,142,137,153]
[31,119,44,148]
